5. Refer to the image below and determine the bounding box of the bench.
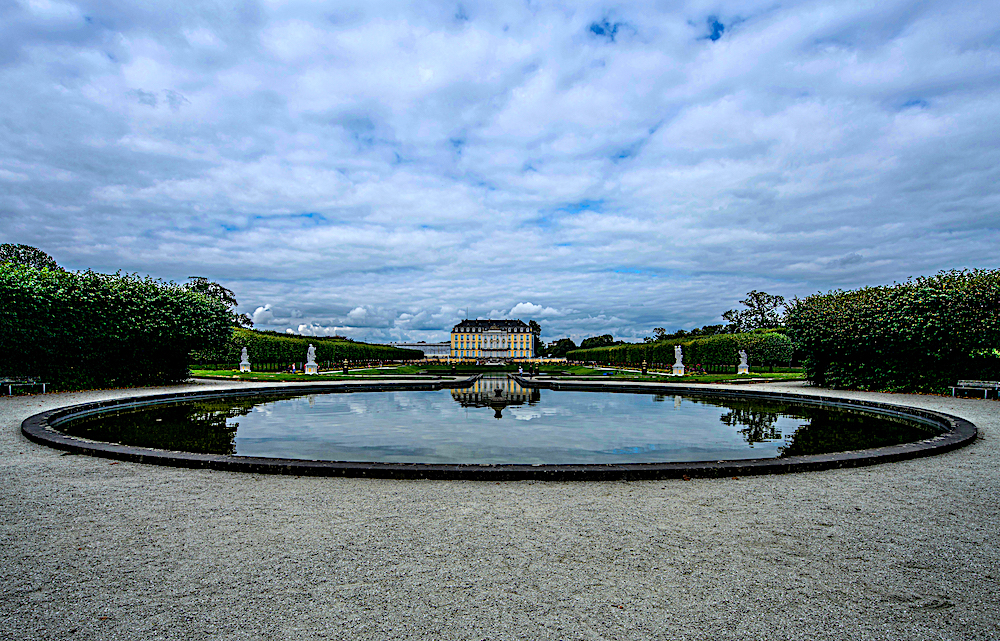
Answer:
[950,380,999,399]
[2,377,48,395]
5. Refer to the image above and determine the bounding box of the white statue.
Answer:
[738,350,748,367]
[737,349,749,375]
[304,344,318,375]
[239,346,251,372]
[672,344,684,376]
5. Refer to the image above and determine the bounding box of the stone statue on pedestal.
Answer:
[737,349,749,375]
[304,344,318,375]
[672,344,684,377]
[239,347,251,373]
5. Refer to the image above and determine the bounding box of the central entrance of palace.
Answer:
[481,326,509,361]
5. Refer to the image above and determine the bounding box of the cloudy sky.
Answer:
[2,0,998,343]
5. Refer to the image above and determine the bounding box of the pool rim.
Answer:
[20,379,977,480]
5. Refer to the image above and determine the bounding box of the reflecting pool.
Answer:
[59,376,940,465]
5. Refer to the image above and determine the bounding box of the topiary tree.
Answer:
[786,269,1000,391]
[0,266,233,388]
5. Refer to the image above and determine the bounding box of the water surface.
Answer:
[60,376,939,464]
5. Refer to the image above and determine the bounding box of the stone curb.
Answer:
[21,378,977,481]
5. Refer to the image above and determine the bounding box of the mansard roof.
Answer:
[452,319,532,332]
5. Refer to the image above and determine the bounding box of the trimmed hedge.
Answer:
[191,327,424,366]
[566,331,793,367]
[0,265,232,388]
[786,269,1000,391]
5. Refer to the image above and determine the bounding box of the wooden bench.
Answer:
[950,380,999,399]
[2,377,48,395]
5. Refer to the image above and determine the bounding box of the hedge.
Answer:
[191,327,424,366]
[785,269,1000,391]
[0,265,232,388]
[566,331,794,367]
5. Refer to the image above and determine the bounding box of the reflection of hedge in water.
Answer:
[779,408,941,458]
[59,395,303,455]
[691,396,941,453]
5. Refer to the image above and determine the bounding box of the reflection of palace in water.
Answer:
[450,375,540,419]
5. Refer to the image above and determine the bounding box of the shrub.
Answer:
[0,265,232,388]
[566,332,793,367]
[786,269,1000,391]
[191,327,424,365]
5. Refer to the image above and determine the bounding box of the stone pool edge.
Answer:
[21,377,977,481]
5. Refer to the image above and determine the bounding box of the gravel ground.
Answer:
[1,379,998,641]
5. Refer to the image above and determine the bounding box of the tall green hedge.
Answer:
[786,269,1000,391]
[566,331,793,367]
[192,327,424,365]
[0,265,232,388]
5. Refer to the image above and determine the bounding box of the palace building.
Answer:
[450,319,537,360]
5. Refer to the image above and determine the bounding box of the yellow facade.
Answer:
[450,319,536,360]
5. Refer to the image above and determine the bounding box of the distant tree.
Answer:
[694,324,726,337]
[580,334,615,349]
[547,338,578,358]
[723,290,786,333]
[0,244,60,270]
[647,324,727,342]
[184,276,253,328]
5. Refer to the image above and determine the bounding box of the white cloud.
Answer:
[509,302,563,318]
[251,304,275,326]
[2,0,998,343]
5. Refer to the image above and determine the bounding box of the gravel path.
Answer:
[2,379,998,640]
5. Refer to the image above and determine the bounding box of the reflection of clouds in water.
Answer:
[508,408,542,421]
[346,400,369,415]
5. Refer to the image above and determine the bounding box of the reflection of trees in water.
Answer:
[61,395,304,455]
[718,405,783,447]
[714,398,941,454]
[778,409,940,457]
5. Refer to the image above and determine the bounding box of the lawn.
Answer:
[190,366,429,382]
[190,365,804,384]
[598,371,804,383]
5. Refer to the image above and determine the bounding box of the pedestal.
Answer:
[737,365,749,375]
[672,365,684,376]
[239,362,251,373]
[304,362,318,375]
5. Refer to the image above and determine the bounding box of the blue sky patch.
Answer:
[706,16,725,41]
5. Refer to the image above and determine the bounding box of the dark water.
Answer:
[58,376,941,464]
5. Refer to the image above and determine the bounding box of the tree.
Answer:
[723,290,786,333]
[547,338,578,358]
[528,320,543,355]
[580,334,615,349]
[0,244,60,270]
[184,276,253,327]
[647,324,726,342]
